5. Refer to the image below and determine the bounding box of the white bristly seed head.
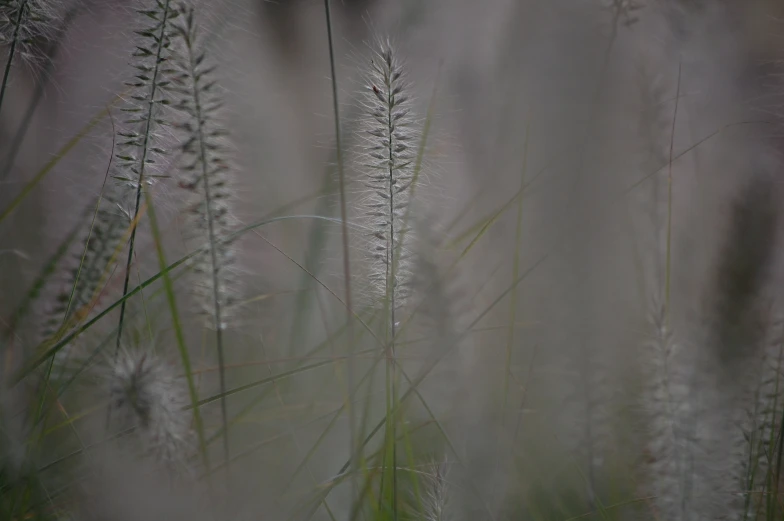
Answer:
[423,457,450,521]
[641,300,692,521]
[112,0,179,220]
[357,38,418,312]
[108,348,192,466]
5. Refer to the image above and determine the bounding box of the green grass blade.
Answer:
[0,104,112,225]
[332,253,548,496]
[503,121,530,426]
[142,185,209,470]
[1,218,82,343]
[190,359,337,408]
[14,215,353,381]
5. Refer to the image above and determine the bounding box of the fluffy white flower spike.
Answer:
[358,38,418,312]
[109,348,192,466]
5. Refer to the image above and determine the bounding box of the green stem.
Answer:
[143,183,210,471]
[323,0,357,508]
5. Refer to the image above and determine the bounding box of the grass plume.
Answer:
[170,1,236,469]
[112,0,179,355]
[108,347,193,468]
[0,0,58,114]
[355,37,420,518]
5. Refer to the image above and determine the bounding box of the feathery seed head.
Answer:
[170,3,238,330]
[42,191,126,338]
[423,457,450,521]
[108,348,192,465]
[357,38,418,310]
[0,0,59,68]
[639,298,694,520]
[112,0,180,216]
[34,191,127,381]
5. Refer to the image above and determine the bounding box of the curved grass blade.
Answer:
[13,214,354,382]
[0,103,113,225]
[300,254,548,521]
[143,183,209,470]
[281,345,385,492]
[503,122,530,426]
[1,217,82,344]
[321,3,357,509]
[203,307,379,448]
[190,359,337,408]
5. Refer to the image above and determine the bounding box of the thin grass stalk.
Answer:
[360,40,419,518]
[322,1,357,504]
[503,121,529,428]
[21,163,117,507]
[664,61,681,317]
[0,217,80,346]
[0,102,112,225]
[386,103,400,521]
[257,318,338,521]
[206,307,380,452]
[401,417,424,517]
[143,183,209,471]
[49,179,124,387]
[15,215,345,383]
[383,62,441,520]
[330,255,547,521]
[60,111,116,331]
[29,203,150,385]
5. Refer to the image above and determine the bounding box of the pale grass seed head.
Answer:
[640,298,691,521]
[42,192,126,336]
[170,3,238,330]
[108,348,193,467]
[356,37,419,311]
[111,0,180,220]
[423,457,450,521]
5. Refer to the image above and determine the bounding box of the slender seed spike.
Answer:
[170,2,238,469]
[113,0,179,354]
[354,37,421,519]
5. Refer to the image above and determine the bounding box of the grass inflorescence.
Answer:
[1,1,784,520]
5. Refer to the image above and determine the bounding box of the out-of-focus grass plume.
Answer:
[2,0,784,520]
